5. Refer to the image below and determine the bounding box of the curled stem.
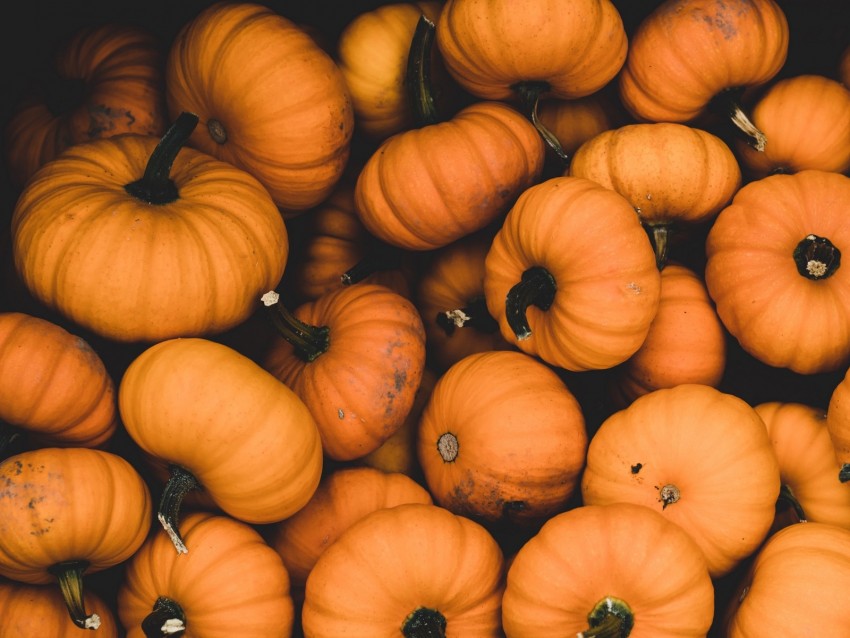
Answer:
[405,14,439,126]
[505,266,557,341]
[512,81,569,163]
[48,560,101,630]
[261,290,330,362]
[157,465,202,555]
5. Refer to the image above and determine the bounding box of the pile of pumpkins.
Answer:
[2,0,850,635]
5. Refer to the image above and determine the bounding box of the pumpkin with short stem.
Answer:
[619,0,789,152]
[301,502,504,637]
[734,74,850,178]
[483,176,661,372]
[3,23,167,190]
[826,368,850,483]
[0,447,152,630]
[705,169,850,374]
[165,1,353,213]
[569,122,741,267]
[118,337,323,555]
[261,283,426,461]
[0,312,117,456]
[502,503,714,637]
[418,350,588,527]
[11,112,289,343]
[117,512,294,638]
[581,384,780,577]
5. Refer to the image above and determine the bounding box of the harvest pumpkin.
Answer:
[11,112,289,343]
[165,1,354,213]
[301,503,504,637]
[826,368,850,482]
[501,503,714,637]
[0,447,152,629]
[705,170,850,374]
[483,176,661,372]
[581,384,780,577]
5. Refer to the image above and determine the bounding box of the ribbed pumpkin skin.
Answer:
[354,101,545,251]
[118,512,294,638]
[166,2,353,212]
[3,23,167,189]
[537,94,620,158]
[619,0,789,122]
[502,503,714,637]
[705,170,850,374]
[11,135,288,343]
[436,0,628,100]
[0,312,117,448]
[301,503,504,637]
[119,338,323,525]
[581,384,780,578]
[0,447,152,583]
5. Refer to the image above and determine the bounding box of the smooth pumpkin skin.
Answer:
[119,338,323,525]
[502,503,714,637]
[756,402,850,529]
[118,512,294,638]
[3,23,167,189]
[11,133,289,344]
[418,350,588,526]
[704,170,850,374]
[619,0,789,123]
[725,522,850,636]
[0,579,119,638]
[735,74,850,178]
[581,384,781,578]
[0,447,152,583]
[166,1,354,212]
[436,0,628,100]
[301,503,504,637]
[0,312,117,449]
[483,176,661,372]
[354,101,545,251]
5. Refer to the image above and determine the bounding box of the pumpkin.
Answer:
[418,350,588,527]
[826,368,850,482]
[354,100,545,251]
[581,384,780,577]
[0,312,117,454]
[537,92,622,160]
[502,503,714,637]
[118,337,323,554]
[117,511,294,638]
[11,112,289,343]
[0,447,152,629]
[262,283,426,461]
[704,170,850,374]
[3,23,167,189]
[483,176,661,372]
[734,74,850,178]
[569,122,742,267]
[619,0,789,151]
[301,502,504,637]
[165,1,353,213]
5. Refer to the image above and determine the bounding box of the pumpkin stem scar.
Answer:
[142,596,187,637]
[124,111,199,205]
[511,80,569,163]
[157,465,202,554]
[578,596,634,638]
[658,484,680,509]
[207,118,227,144]
[709,88,766,152]
[405,14,440,127]
[793,234,841,280]
[505,265,557,340]
[47,560,102,630]
[402,606,447,638]
[436,296,500,336]
[437,432,459,462]
[261,290,330,362]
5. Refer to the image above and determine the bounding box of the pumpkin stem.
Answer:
[511,81,569,163]
[578,596,634,638]
[142,596,187,637]
[793,234,841,280]
[402,607,447,638]
[405,14,440,127]
[341,242,403,286]
[261,290,330,362]
[709,88,766,152]
[47,560,101,630]
[124,111,199,205]
[776,484,807,523]
[436,296,500,336]
[157,464,202,555]
[645,223,671,270]
[505,266,557,341]
[839,464,850,483]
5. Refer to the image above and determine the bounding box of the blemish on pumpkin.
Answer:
[631,463,643,474]
[394,369,407,392]
[626,282,642,294]
[337,408,344,419]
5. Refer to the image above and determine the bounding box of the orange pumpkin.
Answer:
[537,92,622,159]
[165,1,353,213]
[827,368,850,482]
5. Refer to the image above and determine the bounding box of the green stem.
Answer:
[47,560,100,630]
[578,597,634,638]
[142,597,187,637]
[261,290,330,362]
[405,14,440,126]
[124,112,199,205]
[793,234,841,280]
[436,295,500,335]
[512,81,569,163]
[709,88,766,152]
[505,266,557,341]
[402,607,447,638]
[157,465,201,555]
